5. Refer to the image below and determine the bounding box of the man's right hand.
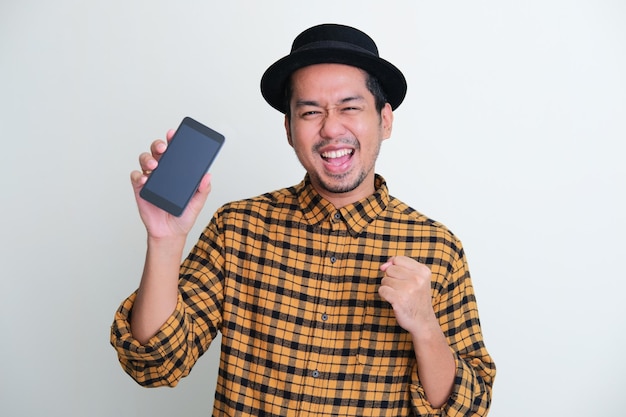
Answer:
[130,129,213,240]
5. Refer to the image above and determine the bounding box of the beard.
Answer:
[306,137,381,195]
[314,169,369,194]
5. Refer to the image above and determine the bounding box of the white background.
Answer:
[1,1,624,416]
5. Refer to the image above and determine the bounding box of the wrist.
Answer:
[407,314,442,341]
[147,233,187,246]
[146,234,186,260]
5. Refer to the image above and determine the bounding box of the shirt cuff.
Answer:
[109,292,188,386]
[409,354,488,416]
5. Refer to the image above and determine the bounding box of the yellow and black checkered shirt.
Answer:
[111,175,495,416]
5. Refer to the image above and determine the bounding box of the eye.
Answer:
[299,110,322,118]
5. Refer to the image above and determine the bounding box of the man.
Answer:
[111,23,496,416]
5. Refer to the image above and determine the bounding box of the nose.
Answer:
[319,111,347,139]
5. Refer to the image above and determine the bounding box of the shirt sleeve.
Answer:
[109,292,196,387]
[409,240,496,416]
[110,215,226,387]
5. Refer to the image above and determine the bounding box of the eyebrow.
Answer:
[295,95,366,108]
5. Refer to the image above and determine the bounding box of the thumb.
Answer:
[380,256,396,272]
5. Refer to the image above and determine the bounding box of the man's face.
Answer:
[285,63,393,207]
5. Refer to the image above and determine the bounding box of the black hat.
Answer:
[261,23,407,114]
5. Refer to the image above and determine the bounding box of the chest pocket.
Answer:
[357,293,415,372]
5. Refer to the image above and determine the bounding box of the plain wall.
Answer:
[1,1,625,416]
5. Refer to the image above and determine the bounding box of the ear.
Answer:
[284,115,294,147]
[381,103,394,140]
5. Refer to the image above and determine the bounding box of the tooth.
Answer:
[323,149,351,158]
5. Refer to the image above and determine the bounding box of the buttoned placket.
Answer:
[300,210,348,414]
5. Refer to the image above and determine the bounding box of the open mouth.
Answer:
[321,148,354,165]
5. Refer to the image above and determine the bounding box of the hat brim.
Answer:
[261,48,407,114]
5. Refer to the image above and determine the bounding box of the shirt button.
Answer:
[321,313,328,321]
[333,213,341,220]
[312,370,320,378]
[330,256,337,263]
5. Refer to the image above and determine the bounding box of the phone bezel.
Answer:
[139,117,225,216]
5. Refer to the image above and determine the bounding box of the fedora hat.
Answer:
[261,23,407,114]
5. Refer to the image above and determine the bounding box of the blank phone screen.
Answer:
[140,118,224,216]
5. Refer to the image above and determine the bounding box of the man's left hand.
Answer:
[379,256,438,335]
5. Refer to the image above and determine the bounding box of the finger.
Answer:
[197,173,212,194]
[381,254,408,271]
[378,285,394,303]
[193,173,212,205]
[380,259,393,271]
[184,173,212,217]
[384,256,427,272]
[150,139,168,159]
[380,258,406,279]
[138,151,158,174]
[130,169,147,188]
[387,255,415,268]
[166,128,176,142]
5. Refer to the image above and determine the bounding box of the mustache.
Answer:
[312,137,359,152]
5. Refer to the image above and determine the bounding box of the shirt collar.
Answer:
[296,174,390,236]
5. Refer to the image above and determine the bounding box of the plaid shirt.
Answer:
[111,175,495,416]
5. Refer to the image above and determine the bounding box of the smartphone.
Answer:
[139,117,225,216]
